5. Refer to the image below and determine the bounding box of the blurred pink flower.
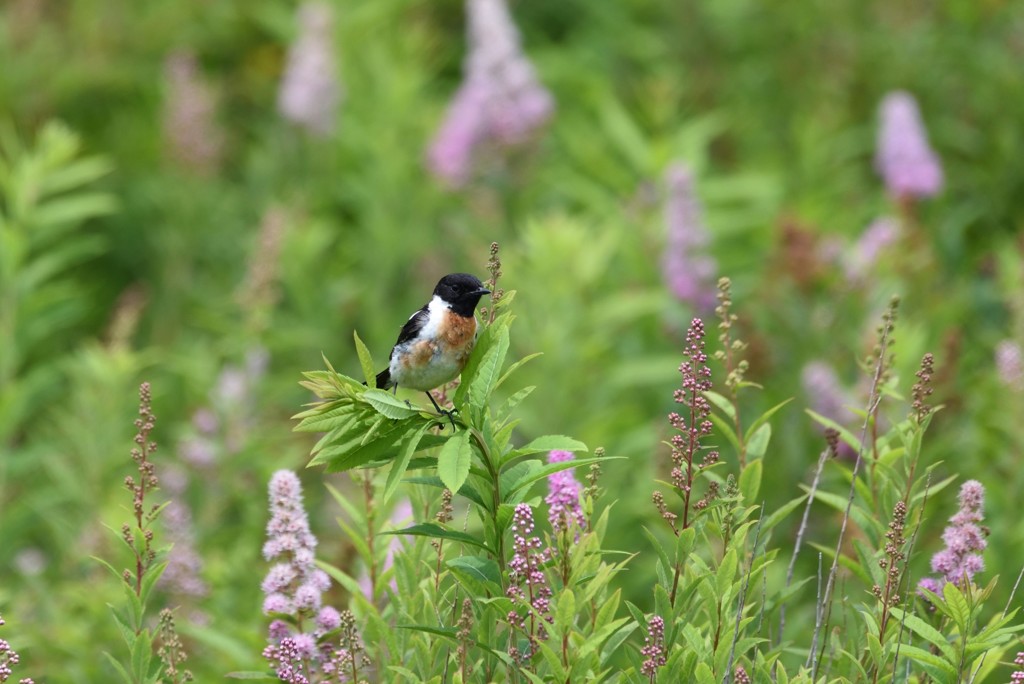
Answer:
[427,0,554,187]
[158,468,208,601]
[162,50,224,175]
[923,480,987,589]
[545,450,584,533]
[995,339,1023,392]
[278,2,342,136]
[875,91,943,199]
[801,361,857,459]
[844,217,899,281]
[661,164,717,311]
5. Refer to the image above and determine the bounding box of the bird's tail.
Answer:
[374,368,392,389]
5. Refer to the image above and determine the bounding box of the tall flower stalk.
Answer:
[261,470,338,680]
[653,318,719,605]
[505,503,552,663]
[919,480,988,594]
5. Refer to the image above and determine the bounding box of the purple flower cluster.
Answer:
[639,615,666,678]
[162,50,223,176]
[919,480,988,595]
[802,361,854,426]
[506,503,552,660]
[261,637,310,684]
[545,450,585,533]
[262,471,338,677]
[667,319,715,493]
[844,217,899,282]
[875,91,943,199]
[1010,651,1024,683]
[801,361,857,459]
[178,347,269,467]
[0,613,34,684]
[661,164,717,311]
[427,0,554,187]
[996,339,1023,393]
[278,2,342,137]
[158,467,208,606]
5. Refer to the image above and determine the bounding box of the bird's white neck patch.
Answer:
[418,295,450,339]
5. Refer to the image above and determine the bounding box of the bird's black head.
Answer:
[434,273,491,316]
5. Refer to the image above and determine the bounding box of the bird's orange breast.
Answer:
[442,311,478,361]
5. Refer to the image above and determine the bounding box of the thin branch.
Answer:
[725,503,766,682]
[891,472,932,679]
[810,309,894,676]
[778,445,829,646]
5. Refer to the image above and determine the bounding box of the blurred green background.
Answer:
[1,0,1023,679]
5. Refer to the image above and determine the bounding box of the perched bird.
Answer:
[375,273,491,425]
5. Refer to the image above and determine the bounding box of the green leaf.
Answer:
[745,423,771,461]
[139,560,168,606]
[745,398,793,441]
[309,418,419,472]
[623,601,648,633]
[361,388,421,419]
[504,456,614,497]
[808,542,872,587]
[401,475,488,510]
[759,493,807,533]
[897,644,958,680]
[495,352,543,391]
[468,321,510,412]
[447,556,502,586]
[292,401,359,433]
[674,526,697,567]
[705,390,736,421]
[437,429,473,493]
[802,486,874,537]
[385,522,493,554]
[717,548,738,599]
[448,560,501,596]
[911,473,958,505]
[942,581,972,634]
[382,423,430,503]
[889,608,957,662]
[131,627,153,683]
[122,579,144,631]
[641,527,672,576]
[865,632,883,669]
[107,604,136,649]
[102,652,134,684]
[353,330,377,386]
[498,461,541,500]
[554,589,576,635]
[739,458,762,502]
[503,435,589,463]
[806,410,862,453]
[502,385,536,415]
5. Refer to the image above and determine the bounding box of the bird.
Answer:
[374,273,491,427]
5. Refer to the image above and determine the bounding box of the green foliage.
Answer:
[0,121,113,445]
[2,0,1024,680]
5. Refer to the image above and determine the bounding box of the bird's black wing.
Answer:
[375,305,430,389]
[391,305,431,356]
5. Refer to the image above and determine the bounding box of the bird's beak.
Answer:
[474,288,492,296]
